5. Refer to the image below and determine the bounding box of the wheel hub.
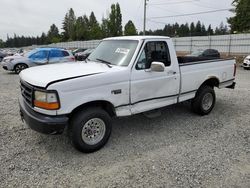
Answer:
[202,93,213,111]
[81,118,106,145]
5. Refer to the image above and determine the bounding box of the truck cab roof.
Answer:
[104,36,170,41]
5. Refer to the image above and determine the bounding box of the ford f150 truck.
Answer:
[19,36,236,153]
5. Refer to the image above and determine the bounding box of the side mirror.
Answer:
[150,62,165,72]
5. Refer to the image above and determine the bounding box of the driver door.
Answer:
[30,50,49,66]
[130,40,179,114]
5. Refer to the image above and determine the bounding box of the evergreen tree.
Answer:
[101,17,110,38]
[0,39,4,48]
[62,8,76,41]
[178,23,189,37]
[108,3,123,36]
[228,0,250,33]
[75,16,89,40]
[190,22,195,36]
[195,21,202,36]
[201,24,207,36]
[89,12,103,39]
[207,25,214,35]
[124,20,137,35]
[47,24,60,43]
[40,32,47,44]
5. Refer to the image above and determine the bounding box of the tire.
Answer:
[243,67,250,70]
[69,107,112,153]
[191,85,216,116]
[14,63,28,74]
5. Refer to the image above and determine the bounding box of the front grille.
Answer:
[20,80,34,106]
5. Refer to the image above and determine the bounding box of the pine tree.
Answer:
[190,22,195,36]
[101,17,109,38]
[108,3,123,36]
[89,12,103,39]
[201,24,207,36]
[207,25,214,35]
[228,0,250,33]
[47,24,60,43]
[124,20,137,35]
[62,8,76,41]
[195,21,202,36]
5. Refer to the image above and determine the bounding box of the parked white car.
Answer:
[19,36,236,153]
[242,55,250,69]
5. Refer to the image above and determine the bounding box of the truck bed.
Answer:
[178,58,235,103]
[177,56,222,64]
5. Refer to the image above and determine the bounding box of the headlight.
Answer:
[4,58,14,63]
[34,90,60,110]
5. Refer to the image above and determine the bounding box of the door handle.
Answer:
[168,71,177,75]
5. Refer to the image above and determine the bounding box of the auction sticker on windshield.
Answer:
[115,48,130,55]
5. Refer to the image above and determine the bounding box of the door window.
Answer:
[62,51,70,57]
[30,50,48,59]
[136,41,171,70]
[49,50,63,58]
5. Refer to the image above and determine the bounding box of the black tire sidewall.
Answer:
[15,63,28,74]
[70,107,112,153]
[192,86,216,115]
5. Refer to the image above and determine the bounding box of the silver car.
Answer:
[1,48,75,74]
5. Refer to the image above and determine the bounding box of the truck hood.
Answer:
[20,62,112,88]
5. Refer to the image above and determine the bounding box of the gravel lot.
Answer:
[0,66,249,187]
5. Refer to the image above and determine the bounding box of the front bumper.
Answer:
[1,62,14,71]
[19,97,68,135]
[242,62,250,68]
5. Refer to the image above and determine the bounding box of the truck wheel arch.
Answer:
[199,77,220,89]
[69,100,116,118]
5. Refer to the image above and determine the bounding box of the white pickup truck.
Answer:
[19,36,236,152]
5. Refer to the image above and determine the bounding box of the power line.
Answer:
[148,8,231,19]
[148,4,230,23]
[149,0,199,6]
[147,19,169,25]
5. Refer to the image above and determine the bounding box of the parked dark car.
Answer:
[178,49,221,64]
[188,49,220,58]
[72,48,87,56]
[0,52,7,62]
[75,49,94,61]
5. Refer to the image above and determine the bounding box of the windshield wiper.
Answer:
[95,58,112,68]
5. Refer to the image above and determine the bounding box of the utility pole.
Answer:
[143,0,148,35]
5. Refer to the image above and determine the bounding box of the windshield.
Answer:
[88,40,138,66]
[82,49,93,55]
[190,50,203,56]
[24,49,38,57]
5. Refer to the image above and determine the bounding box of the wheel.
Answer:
[14,64,28,74]
[191,86,216,115]
[243,67,250,70]
[69,107,112,153]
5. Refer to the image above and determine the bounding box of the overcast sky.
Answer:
[0,0,233,41]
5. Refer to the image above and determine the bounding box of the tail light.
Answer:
[233,63,236,77]
[68,57,75,61]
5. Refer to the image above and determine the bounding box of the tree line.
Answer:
[1,0,249,48]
